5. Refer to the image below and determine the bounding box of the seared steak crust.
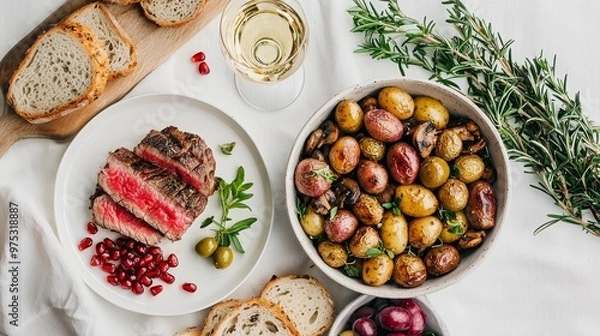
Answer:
[134,126,217,197]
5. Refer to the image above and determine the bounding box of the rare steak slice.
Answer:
[97,147,207,241]
[134,126,217,198]
[91,192,162,246]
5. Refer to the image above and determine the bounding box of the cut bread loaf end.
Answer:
[260,275,335,336]
[140,0,206,27]
[200,299,243,336]
[67,2,138,79]
[211,298,301,336]
[6,21,109,124]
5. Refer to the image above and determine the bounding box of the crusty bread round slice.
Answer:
[212,298,301,336]
[260,275,335,336]
[140,0,206,27]
[200,298,243,336]
[67,2,138,79]
[6,21,109,124]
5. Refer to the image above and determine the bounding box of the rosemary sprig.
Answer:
[349,0,600,236]
[201,166,256,253]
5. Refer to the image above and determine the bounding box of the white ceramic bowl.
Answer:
[285,78,511,298]
[328,294,450,335]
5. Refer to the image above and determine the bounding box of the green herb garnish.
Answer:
[218,141,236,155]
[382,197,402,216]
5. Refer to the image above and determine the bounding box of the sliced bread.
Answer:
[67,2,138,79]
[260,275,335,336]
[6,21,109,124]
[200,299,243,336]
[212,298,301,336]
[140,0,206,27]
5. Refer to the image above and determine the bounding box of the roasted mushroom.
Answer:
[311,189,337,216]
[457,230,487,249]
[412,121,438,158]
[303,121,340,156]
[332,177,361,207]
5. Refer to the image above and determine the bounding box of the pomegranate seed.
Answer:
[198,62,210,75]
[132,282,144,295]
[167,254,179,268]
[150,285,163,296]
[158,261,170,273]
[154,253,163,264]
[87,222,98,234]
[121,280,133,289]
[78,237,93,251]
[140,254,154,267]
[146,269,160,278]
[100,252,110,263]
[110,250,121,260]
[191,51,206,62]
[136,245,147,254]
[146,261,157,270]
[139,275,153,287]
[90,255,101,267]
[160,272,175,284]
[182,282,197,293]
[101,263,116,274]
[103,238,116,250]
[148,246,162,255]
[96,242,106,255]
[107,275,119,286]
[136,267,148,278]
[117,268,127,282]
[116,238,127,247]
[122,258,134,270]
[132,256,141,266]
[125,240,135,250]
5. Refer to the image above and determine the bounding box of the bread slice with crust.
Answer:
[6,21,109,124]
[200,299,243,336]
[260,275,335,336]
[67,2,138,79]
[140,0,206,27]
[212,298,301,336]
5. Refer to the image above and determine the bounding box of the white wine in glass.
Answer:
[220,0,308,111]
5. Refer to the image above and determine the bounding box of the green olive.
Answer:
[195,237,218,257]
[213,246,234,269]
[419,156,450,189]
[359,137,386,161]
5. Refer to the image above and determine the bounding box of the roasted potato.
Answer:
[418,156,450,189]
[348,226,381,258]
[454,154,485,184]
[413,96,449,130]
[294,158,336,198]
[359,137,386,162]
[395,184,439,218]
[362,253,394,286]
[324,209,359,243]
[437,179,469,212]
[335,100,364,133]
[466,180,497,230]
[356,160,389,195]
[377,86,414,120]
[392,253,427,288]
[436,129,463,161]
[328,136,361,174]
[364,109,404,142]
[318,240,348,268]
[408,216,443,249]
[424,244,460,276]
[387,142,420,185]
[439,210,469,243]
[352,194,384,226]
[380,211,409,255]
[299,206,325,237]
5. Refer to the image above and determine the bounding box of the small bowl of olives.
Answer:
[329,294,449,336]
[285,78,511,298]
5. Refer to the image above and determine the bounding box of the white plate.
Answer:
[55,94,273,316]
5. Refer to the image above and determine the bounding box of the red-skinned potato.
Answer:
[328,136,361,174]
[324,209,359,243]
[294,158,337,197]
[466,180,497,230]
[356,160,389,195]
[387,142,420,185]
[364,109,404,143]
[424,244,461,276]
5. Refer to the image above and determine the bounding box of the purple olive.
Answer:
[352,305,375,321]
[376,306,412,332]
[352,317,378,336]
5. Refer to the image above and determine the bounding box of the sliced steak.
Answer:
[91,192,162,246]
[134,126,217,198]
[97,147,207,241]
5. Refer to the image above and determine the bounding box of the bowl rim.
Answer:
[327,294,451,336]
[285,77,512,298]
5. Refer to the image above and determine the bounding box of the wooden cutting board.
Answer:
[0,0,226,157]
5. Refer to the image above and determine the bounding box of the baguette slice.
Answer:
[200,299,243,336]
[67,2,138,79]
[140,0,206,27]
[260,275,335,336]
[212,298,301,336]
[6,21,109,124]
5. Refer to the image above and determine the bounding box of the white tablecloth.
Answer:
[1,0,600,335]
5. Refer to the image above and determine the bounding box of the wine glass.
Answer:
[219,0,309,111]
